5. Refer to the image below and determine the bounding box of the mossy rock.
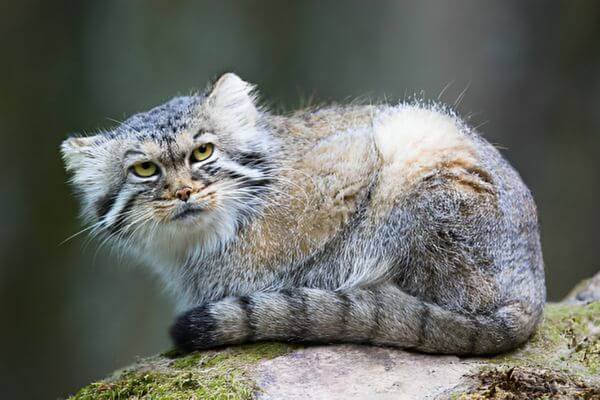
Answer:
[490,301,600,378]
[68,301,599,399]
[457,301,600,399]
[68,342,296,400]
[454,367,600,400]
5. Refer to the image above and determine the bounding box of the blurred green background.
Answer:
[1,1,599,398]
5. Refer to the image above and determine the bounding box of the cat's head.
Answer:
[61,73,277,256]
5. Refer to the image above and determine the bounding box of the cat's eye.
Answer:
[131,161,159,178]
[191,143,214,163]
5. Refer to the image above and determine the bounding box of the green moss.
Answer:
[71,370,253,400]
[169,342,296,370]
[160,348,182,358]
[69,342,297,400]
[169,353,203,370]
[488,302,600,380]
[221,342,297,363]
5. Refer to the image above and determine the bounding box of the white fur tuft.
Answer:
[207,73,260,143]
[372,104,477,198]
[61,135,98,172]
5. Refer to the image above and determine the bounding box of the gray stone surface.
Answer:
[254,345,478,400]
[564,271,600,303]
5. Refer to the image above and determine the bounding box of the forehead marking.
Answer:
[166,144,180,171]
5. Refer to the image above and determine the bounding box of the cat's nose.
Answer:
[175,187,193,202]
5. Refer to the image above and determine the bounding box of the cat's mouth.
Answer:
[172,205,204,221]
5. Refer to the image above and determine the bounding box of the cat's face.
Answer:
[62,73,276,255]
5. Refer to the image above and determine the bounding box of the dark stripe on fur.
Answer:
[96,184,123,219]
[238,296,255,341]
[203,162,272,196]
[468,316,481,353]
[204,164,247,181]
[203,164,219,175]
[369,290,382,341]
[239,178,273,190]
[281,288,309,341]
[417,302,431,347]
[337,292,352,338]
[222,168,247,181]
[107,192,140,233]
[199,158,218,168]
[237,151,269,168]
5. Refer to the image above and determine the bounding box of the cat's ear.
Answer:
[207,73,258,127]
[61,135,97,172]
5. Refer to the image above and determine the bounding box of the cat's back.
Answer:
[274,102,521,197]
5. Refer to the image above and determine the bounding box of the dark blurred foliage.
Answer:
[0,1,598,398]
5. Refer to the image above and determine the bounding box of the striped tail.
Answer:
[170,284,542,355]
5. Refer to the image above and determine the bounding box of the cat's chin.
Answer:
[172,207,204,222]
[169,212,209,228]
[169,202,211,225]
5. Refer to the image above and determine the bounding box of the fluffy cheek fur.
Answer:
[62,140,123,224]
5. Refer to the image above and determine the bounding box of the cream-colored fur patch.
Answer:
[372,105,477,207]
[237,128,379,266]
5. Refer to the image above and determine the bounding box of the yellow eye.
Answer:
[132,161,158,177]
[191,143,214,163]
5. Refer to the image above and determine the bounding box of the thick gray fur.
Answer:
[61,73,545,355]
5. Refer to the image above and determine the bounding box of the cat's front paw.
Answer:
[169,304,218,353]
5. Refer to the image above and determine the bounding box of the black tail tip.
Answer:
[169,304,218,353]
[169,314,197,353]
